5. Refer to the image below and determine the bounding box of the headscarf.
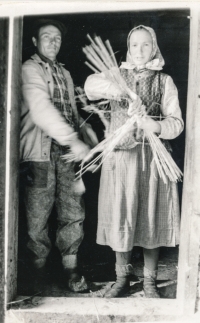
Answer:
[120,25,165,71]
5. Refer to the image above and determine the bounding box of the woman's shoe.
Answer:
[96,263,134,298]
[104,277,130,298]
[143,266,160,298]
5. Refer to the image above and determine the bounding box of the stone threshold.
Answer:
[5,296,189,323]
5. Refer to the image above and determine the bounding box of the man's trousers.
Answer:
[21,143,85,269]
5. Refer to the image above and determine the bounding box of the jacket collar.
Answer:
[31,53,65,67]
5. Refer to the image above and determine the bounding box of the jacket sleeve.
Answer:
[157,75,184,140]
[84,72,123,101]
[22,61,78,146]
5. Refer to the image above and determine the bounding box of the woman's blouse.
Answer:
[84,69,184,141]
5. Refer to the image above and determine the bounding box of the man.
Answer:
[20,19,98,292]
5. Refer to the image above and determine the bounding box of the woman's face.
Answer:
[129,29,153,67]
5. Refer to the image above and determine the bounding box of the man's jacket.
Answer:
[20,54,79,162]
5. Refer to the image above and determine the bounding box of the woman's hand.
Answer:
[127,96,142,116]
[136,116,161,134]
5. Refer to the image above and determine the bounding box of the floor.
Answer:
[17,245,178,300]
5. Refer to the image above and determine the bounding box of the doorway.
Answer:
[17,8,189,299]
[1,3,200,322]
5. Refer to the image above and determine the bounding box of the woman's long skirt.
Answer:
[97,145,180,252]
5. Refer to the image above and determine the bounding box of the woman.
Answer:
[84,25,184,298]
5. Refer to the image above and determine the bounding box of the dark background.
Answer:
[18,9,190,291]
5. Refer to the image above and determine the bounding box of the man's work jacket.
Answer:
[20,53,79,163]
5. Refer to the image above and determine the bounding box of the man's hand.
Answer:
[70,139,90,162]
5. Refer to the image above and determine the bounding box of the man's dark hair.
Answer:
[32,19,67,40]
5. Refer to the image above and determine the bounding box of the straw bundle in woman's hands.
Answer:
[62,35,183,183]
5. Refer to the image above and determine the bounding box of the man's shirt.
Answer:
[38,52,75,130]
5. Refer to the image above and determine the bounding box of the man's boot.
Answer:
[63,255,89,292]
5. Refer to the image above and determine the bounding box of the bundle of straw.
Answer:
[75,86,110,130]
[63,35,183,183]
[75,115,182,184]
[82,34,138,101]
[76,115,138,176]
[145,130,182,183]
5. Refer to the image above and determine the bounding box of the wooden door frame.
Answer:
[0,4,200,323]
[176,7,200,314]
[0,16,9,323]
[0,15,23,323]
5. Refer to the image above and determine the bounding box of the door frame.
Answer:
[0,2,199,322]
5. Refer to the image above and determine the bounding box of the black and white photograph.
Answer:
[0,1,200,322]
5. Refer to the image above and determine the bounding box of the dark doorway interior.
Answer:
[17,9,189,298]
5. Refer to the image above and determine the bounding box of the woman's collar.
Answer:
[120,58,163,71]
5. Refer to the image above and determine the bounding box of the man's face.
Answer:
[32,25,62,61]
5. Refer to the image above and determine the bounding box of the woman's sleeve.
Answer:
[84,72,123,101]
[158,75,184,140]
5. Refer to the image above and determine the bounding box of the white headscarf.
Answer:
[120,25,165,71]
